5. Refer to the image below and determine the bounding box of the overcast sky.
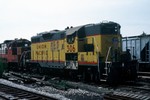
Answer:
[0,0,149,43]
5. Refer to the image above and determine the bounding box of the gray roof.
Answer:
[66,26,83,35]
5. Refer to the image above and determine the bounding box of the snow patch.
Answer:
[36,86,101,97]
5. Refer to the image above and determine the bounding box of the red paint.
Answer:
[31,60,65,63]
[78,61,98,65]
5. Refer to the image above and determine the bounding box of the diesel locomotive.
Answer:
[0,21,137,84]
[0,39,31,70]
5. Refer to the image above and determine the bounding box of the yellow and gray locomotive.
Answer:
[26,21,137,84]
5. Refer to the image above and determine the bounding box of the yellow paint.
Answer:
[31,33,121,65]
[78,34,121,63]
[31,40,65,62]
[65,37,78,53]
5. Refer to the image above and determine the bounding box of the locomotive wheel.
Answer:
[68,70,77,80]
[90,71,98,82]
[82,70,86,82]
[82,70,92,82]
[38,67,43,74]
[90,73,93,81]
[80,67,99,82]
[31,66,39,74]
[93,72,100,83]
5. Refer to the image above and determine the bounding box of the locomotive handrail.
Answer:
[105,46,111,62]
[105,47,112,75]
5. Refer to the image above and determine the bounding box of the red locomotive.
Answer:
[0,39,31,70]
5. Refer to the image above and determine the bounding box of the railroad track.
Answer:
[3,71,150,100]
[104,84,150,100]
[3,71,76,90]
[104,91,150,100]
[0,83,58,100]
[137,71,150,83]
[138,71,150,78]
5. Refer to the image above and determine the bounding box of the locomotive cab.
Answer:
[65,26,83,69]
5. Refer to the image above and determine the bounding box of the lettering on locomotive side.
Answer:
[37,44,47,49]
[67,45,75,52]
[51,41,60,50]
[36,51,48,55]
